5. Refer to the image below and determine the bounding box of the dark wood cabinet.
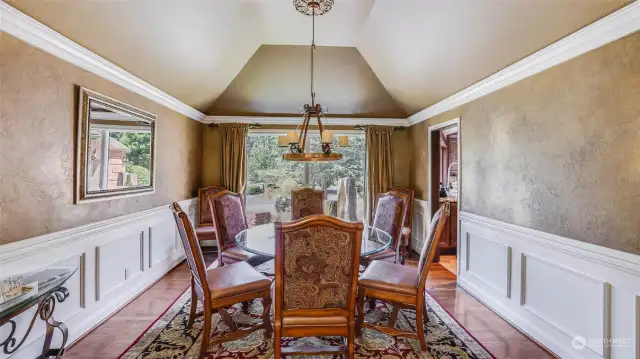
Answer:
[438,199,457,253]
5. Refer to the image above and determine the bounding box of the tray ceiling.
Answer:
[5,0,630,117]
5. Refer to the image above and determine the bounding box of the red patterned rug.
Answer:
[119,260,494,359]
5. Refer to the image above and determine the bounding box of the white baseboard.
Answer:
[459,212,640,359]
[0,198,197,359]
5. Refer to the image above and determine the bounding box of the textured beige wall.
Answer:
[0,34,202,245]
[201,124,223,187]
[392,129,410,188]
[408,32,640,254]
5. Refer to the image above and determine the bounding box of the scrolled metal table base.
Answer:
[1,287,70,359]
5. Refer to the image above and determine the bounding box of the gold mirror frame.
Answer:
[75,87,157,204]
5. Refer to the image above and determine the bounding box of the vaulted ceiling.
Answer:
[6,0,630,118]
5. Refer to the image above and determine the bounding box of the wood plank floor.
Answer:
[65,252,555,359]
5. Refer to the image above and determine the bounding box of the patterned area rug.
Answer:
[119,261,494,359]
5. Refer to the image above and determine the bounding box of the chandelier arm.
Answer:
[299,112,311,151]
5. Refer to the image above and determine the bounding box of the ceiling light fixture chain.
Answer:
[280,0,346,162]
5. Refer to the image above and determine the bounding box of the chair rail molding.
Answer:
[0,198,197,359]
[458,211,640,359]
[0,2,206,122]
[407,1,640,125]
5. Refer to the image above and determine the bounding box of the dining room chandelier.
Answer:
[280,0,347,162]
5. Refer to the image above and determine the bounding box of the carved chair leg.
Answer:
[347,320,355,359]
[188,283,198,329]
[415,301,427,351]
[241,301,250,314]
[274,322,282,359]
[262,295,273,339]
[218,308,238,331]
[356,289,365,338]
[368,298,376,311]
[389,306,399,328]
[423,300,429,324]
[199,308,212,359]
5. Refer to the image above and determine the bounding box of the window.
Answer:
[245,132,366,226]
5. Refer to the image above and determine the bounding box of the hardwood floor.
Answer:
[65,251,555,359]
[438,254,457,275]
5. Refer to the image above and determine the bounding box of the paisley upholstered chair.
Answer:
[273,215,363,359]
[388,187,415,263]
[290,188,325,220]
[209,190,258,266]
[361,190,410,266]
[171,202,272,359]
[356,202,450,351]
[195,185,225,242]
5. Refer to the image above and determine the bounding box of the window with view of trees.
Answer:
[245,133,366,226]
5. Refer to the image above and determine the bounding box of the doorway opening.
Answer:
[428,118,460,277]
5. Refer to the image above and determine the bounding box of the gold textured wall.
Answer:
[408,32,640,254]
[0,33,202,245]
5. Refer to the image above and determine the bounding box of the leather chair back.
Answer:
[388,187,415,232]
[291,188,325,220]
[198,185,225,227]
[371,190,410,249]
[171,203,209,300]
[274,215,363,314]
[210,190,248,250]
[417,202,451,285]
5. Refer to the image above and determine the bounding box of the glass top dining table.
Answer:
[234,223,393,258]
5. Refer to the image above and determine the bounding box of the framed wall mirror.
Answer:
[75,87,156,203]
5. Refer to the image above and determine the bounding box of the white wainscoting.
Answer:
[459,211,640,359]
[0,198,196,359]
[411,199,429,253]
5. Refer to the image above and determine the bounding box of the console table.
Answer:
[0,266,77,359]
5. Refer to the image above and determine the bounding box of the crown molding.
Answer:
[204,115,410,127]
[406,1,640,126]
[0,2,206,122]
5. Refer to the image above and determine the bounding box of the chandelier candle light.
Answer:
[279,0,348,162]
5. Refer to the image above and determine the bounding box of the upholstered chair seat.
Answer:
[220,246,258,264]
[195,226,217,241]
[205,261,271,299]
[357,202,450,351]
[358,260,419,295]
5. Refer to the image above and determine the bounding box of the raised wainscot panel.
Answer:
[149,215,178,269]
[464,232,512,298]
[521,253,611,357]
[95,231,144,301]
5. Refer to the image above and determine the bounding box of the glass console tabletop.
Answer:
[0,265,77,358]
[235,223,392,258]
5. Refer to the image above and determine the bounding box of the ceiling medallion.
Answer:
[294,0,334,16]
[281,0,346,162]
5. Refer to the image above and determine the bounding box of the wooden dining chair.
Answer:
[356,202,450,351]
[273,215,363,359]
[209,190,258,266]
[388,187,415,263]
[361,190,410,266]
[171,202,272,359]
[290,188,325,220]
[195,185,225,242]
